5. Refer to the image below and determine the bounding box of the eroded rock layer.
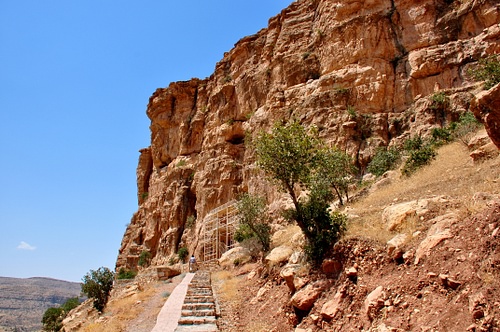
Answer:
[117,0,500,270]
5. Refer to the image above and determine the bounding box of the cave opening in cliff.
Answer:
[227,134,245,145]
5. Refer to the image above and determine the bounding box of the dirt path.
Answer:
[125,274,185,332]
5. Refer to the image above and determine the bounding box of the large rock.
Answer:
[321,289,345,320]
[382,196,449,231]
[218,246,252,268]
[471,83,500,149]
[117,0,500,270]
[414,213,457,264]
[291,281,327,311]
[265,246,294,266]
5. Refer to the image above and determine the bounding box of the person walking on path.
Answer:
[189,255,197,273]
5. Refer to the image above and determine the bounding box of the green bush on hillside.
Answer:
[42,297,80,332]
[367,147,401,176]
[138,250,152,267]
[81,267,114,312]
[469,55,500,89]
[117,268,137,280]
[402,136,437,176]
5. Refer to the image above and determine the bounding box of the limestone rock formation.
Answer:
[471,83,500,149]
[117,0,500,271]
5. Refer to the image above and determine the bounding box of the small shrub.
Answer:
[367,147,401,176]
[402,138,436,176]
[234,223,255,243]
[177,247,189,263]
[140,192,148,201]
[138,250,152,267]
[430,92,450,110]
[186,215,196,228]
[168,257,176,266]
[468,55,500,89]
[116,268,137,280]
[302,51,311,60]
[303,210,347,265]
[403,135,424,152]
[176,160,186,167]
[453,111,482,143]
[347,105,357,118]
[431,127,453,145]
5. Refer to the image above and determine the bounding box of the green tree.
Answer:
[254,120,351,264]
[81,267,114,312]
[61,297,80,313]
[41,297,80,332]
[42,307,63,332]
[235,193,271,252]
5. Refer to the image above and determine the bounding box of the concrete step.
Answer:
[178,315,217,325]
[184,296,214,304]
[174,323,218,332]
[183,302,216,310]
[181,308,216,317]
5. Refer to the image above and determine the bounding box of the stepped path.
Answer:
[151,271,218,332]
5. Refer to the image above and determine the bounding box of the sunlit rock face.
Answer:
[116,0,500,271]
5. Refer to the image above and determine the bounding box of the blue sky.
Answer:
[0,1,293,282]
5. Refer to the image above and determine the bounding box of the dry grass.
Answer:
[82,283,159,332]
[212,270,241,303]
[346,139,500,242]
[272,225,303,249]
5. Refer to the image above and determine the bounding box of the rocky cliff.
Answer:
[116,0,500,270]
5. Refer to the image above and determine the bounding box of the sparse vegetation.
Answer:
[254,120,351,264]
[186,215,196,228]
[177,247,189,263]
[347,105,357,118]
[402,136,437,176]
[81,267,114,312]
[367,147,401,176]
[138,250,152,267]
[468,54,500,89]
[117,268,137,280]
[176,160,187,167]
[430,91,450,110]
[42,297,80,332]
[452,111,482,144]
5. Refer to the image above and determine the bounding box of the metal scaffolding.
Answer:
[202,200,238,262]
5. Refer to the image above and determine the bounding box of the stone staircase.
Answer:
[174,271,219,332]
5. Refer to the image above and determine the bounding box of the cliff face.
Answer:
[116,0,500,270]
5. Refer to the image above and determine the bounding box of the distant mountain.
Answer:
[0,276,81,332]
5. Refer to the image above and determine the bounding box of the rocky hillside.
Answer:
[116,0,500,271]
[0,277,81,332]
